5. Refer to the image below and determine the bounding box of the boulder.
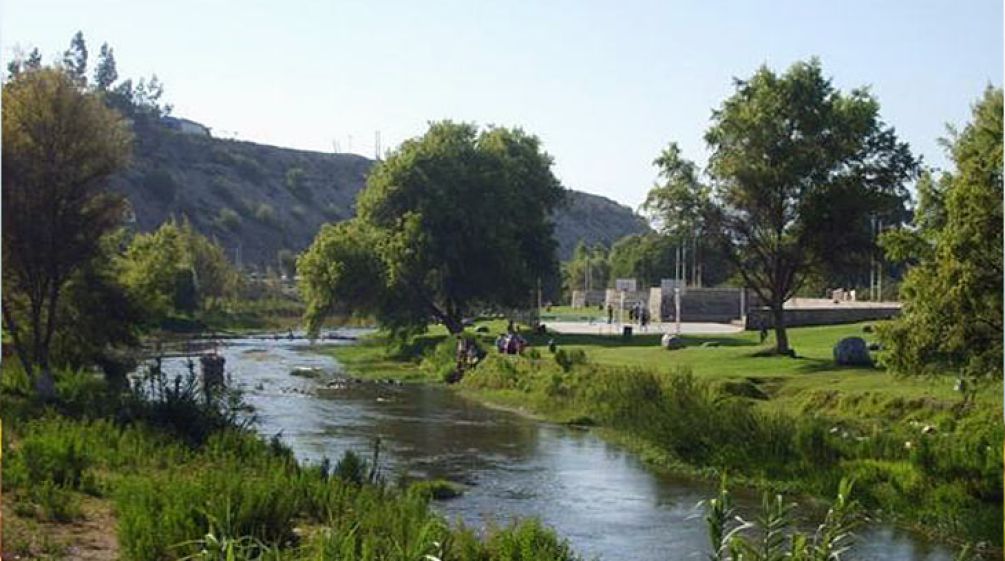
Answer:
[833,337,872,366]
[661,333,684,350]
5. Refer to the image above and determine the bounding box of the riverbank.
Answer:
[0,363,580,560]
[319,321,1003,552]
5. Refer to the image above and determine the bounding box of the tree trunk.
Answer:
[771,304,790,355]
[34,367,57,401]
[2,302,35,382]
[443,315,464,335]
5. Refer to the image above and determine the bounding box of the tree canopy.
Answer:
[299,121,565,336]
[121,218,240,322]
[703,59,917,353]
[2,66,132,394]
[879,87,1003,379]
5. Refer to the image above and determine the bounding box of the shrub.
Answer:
[254,203,277,226]
[553,348,586,372]
[332,450,367,485]
[285,167,311,200]
[233,154,265,183]
[209,175,238,204]
[216,207,241,231]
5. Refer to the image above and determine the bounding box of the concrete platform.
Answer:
[546,320,743,336]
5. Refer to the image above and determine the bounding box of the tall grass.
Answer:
[462,354,1004,545]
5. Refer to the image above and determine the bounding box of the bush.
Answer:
[553,349,586,372]
[216,207,242,231]
[209,175,238,204]
[254,203,277,226]
[233,154,265,183]
[285,166,311,200]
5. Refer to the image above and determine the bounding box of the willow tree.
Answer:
[704,59,916,354]
[299,121,564,336]
[2,67,132,396]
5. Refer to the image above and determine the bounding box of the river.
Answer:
[160,333,954,561]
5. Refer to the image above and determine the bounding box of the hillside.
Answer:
[111,121,649,267]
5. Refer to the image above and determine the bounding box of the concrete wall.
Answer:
[653,287,752,323]
[746,306,900,329]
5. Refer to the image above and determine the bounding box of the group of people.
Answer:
[605,303,652,330]
[495,320,528,355]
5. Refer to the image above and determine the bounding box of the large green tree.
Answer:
[879,87,1003,379]
[704,59,917,354]
[120,218,240,322]
[299,121,564,336]
[2,67,132,395]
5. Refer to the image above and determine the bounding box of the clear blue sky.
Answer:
[2,0,1001,210]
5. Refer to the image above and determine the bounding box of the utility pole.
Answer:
[876,218,883,301]
[375,130,382,161]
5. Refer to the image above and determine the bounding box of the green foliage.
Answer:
[701,59,916,353]
[209,175,238,204]
[462,353,1003,544]
[332,450,368,485]
[234,154,266,183]
[561,242,610,293]
[93,42,118,90]
[284,166,311,200]
[301,122,565,336]
[553,348,587,372]
[254,202,278,225]
[703,478,860,561]
[62,31,88,85]
[2,65,132,393]
[121,218,240,321]
[879,87,1003,379]
[216,207,242,232]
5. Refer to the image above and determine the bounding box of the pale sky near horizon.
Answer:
[2,1,1001,211]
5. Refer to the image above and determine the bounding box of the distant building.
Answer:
[161,116,211,137]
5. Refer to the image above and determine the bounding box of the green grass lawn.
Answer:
[545,321,1000,426]
[328,319,1000,429]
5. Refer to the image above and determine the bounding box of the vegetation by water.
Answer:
[323,321,1002,551]
[0,360,586,561]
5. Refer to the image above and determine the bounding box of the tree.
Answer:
[703,59,916,354]
[561,241,611,295]
[2,67,132,396]
[608,234,676,289]
[62,31,88,85]
[93,42,118,90]
[878,87,1003,379]
[643,142,714,287]
[6,47,42,79]
[300,121,565,336]
[120,219,240,321]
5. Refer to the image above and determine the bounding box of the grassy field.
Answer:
[325,320,996,427]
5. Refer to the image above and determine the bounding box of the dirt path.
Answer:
[3,495,118,561]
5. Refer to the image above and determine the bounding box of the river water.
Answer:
[162,333,953,561]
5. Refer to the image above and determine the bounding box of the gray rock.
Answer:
[833,337,872,366]
[661,333,684,350]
